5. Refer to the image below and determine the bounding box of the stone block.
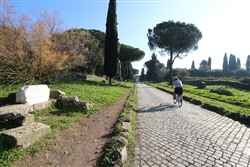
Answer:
[50,90,66,99]
[210,89,233,96]
[58,96,79,108]
[198,81,206,89]
[85,102,94,110]
[0,104,33,116]
[16,85,50,105]
[122,122,131,132]
[115,137,128,145]
[0,113,34,127]
[115,146,127,162]
[21,114,34,126]
[33,101,52,111]
[56,96,93,110]
[0,122,50,148]
[121,113,132,122]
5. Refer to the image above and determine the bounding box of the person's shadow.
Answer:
[137,103,179,113]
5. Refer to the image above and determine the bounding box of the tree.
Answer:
[223,53,228,72]
[132,68,139,75]
[89,29,106,44]
[207,57,211,70]
[144,53,157,81]
[166,59,171,70]
[104,0,118,85]
[147,20,202,84]
[191,60,195,69]
[174,68,189,79]
[246,55,250,72]
[33,10,63,35]
[118,44,145,80]
[51,28,90,74]
[88,30,107,76]
[229,54,237,71]
[84,34,104,74]
[199,60,210,71]
[144,53,165,81]
[139,68,145,82]
[236,57,241,70]
[127,62,133,79]
[0,0,69,84]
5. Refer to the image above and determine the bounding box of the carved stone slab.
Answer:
[16,85,50,105]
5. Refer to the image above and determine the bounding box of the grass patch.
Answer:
[0,85,21,107]
[0,80,132,166]
[148,82,250,116]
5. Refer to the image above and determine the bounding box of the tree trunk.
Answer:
[121,63,125,80]
[109,77,112,85]
[169,51,173,85]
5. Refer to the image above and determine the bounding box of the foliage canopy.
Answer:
[147,20,202,84]
[118,44,145,80]
[144,53,165,81]
[148,21,202,58]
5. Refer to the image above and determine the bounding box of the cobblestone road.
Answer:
[134,83,250,167]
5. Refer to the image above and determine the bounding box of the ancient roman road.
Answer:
[134,83,250,167]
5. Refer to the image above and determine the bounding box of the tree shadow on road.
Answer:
[137,103,179,113]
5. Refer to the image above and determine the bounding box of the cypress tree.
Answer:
[104,0,118,85]
[229,54,237,71]
[246,55,250,72]
[191,60,195,69]
[236,57,241,70]
[223,53,228,72]
[140,68,145,82]
[207,57,211,70]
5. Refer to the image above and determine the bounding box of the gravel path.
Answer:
[134,83,250,167]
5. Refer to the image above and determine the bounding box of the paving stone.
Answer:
[134,84,250,167]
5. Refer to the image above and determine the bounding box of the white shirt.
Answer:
[173,79,183,88]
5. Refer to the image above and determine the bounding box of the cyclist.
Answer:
[172,77,183,101]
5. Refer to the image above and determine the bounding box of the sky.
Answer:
[3,0,250,73]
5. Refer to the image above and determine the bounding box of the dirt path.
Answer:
[14,89,130,167]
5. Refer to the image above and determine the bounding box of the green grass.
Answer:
[183,85,250,107]
[49,80,131,111]
[148,82,250,116]
[0,80,132,167]
[0,85,22,106]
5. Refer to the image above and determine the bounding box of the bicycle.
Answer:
[173,93,183,107]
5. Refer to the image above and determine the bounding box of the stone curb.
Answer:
[114,110,134,166]
[113,87,136,167]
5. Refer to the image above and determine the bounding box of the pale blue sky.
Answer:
[5,0,250,72]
